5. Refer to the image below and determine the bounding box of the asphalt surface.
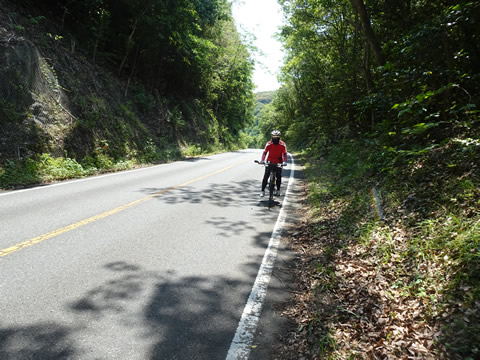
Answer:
[0,149,304,359]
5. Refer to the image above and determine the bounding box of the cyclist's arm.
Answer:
[282,144,288,163]
[261,144,270,162]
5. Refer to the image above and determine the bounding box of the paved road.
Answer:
[0,150,299,359]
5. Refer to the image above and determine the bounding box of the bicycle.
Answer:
[255,160,283,208]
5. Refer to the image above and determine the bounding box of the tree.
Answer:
[349,0,385,66]
[274,0,479,155]
[30,0,255,148]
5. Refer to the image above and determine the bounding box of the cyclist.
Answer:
[259,130,288,197]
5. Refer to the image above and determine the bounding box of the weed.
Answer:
[297,135,480,358]
[169,106,186,130]
[0,159,39,187]
[315,263,337,291]
[315,328,337,354]
[28,15,46,25]
[36,153,87,180]
[12,24,25,32]
[133,85,155,113]
[182,144,203,157]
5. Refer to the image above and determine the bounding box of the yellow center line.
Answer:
[0,158,253,258]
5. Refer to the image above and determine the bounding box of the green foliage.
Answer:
[28,15,46,25]
[17,0,254,154]
[182,144,203,157]
[138,138,181,163]
[0,151,145,188]
[12,24,25,32]
[300,135,480,357]
[168,106,186,131]
[46,33,63,41]
[0,99,23,122]
[88,152,114,170]
[0,154,84,187]
[0,159,39,188]
[274,0,480,154]
[132,84,155,114]
[36,153,87,180]
[254,91,275,116]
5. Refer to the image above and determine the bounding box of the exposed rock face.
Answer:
[0,0,177,164]
[0,29,36,108]
[0,26,70,159]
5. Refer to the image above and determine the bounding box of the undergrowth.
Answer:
[0,153,133,188]
[298,136,480,358]
[0,140,232,189]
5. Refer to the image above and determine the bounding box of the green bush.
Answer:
[182,144,202,157]
[0,158,39,188]
[36,153,88,180]
[133,84,155,113]
[92,153,114,170]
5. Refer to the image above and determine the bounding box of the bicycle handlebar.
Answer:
[254,160,284,167]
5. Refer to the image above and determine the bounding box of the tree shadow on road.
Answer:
[0,254,274,359]
[68,259,267,359]
[139,178,289,212]
[205,217,257,238]
[0,163,298,358]
[0,323,77,360]
[139,179,259,207]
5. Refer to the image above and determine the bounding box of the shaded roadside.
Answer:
[249,156,307,359]
[262,148,480,359]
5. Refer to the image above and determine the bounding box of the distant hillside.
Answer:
[254,91,275,117]
[240,91,276,149]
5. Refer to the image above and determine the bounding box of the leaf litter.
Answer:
[271,183,479,359]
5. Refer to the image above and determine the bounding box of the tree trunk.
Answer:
[92,37,99,62]
[124,46,140,97]
[349,0,386,66]
[118,18,138,75]
[61,0,73,30]
[118,0,152,75]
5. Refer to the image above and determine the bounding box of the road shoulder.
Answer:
[249,157,307,359]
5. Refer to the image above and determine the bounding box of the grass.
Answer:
[295,137,480,358]
[0,137,239,189]
[0,154,111,188]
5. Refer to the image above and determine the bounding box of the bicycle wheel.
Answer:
[268,174,275,208]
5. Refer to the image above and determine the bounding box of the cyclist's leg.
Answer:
[262,166,271,191]
[276,167,282,190]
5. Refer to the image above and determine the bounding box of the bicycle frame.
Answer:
[255,160,282,208]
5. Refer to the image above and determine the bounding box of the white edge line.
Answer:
[0,149,259,197]
[226,154,295,360]
[0,162,169,197]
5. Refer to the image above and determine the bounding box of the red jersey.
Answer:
[261,140,287,164]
